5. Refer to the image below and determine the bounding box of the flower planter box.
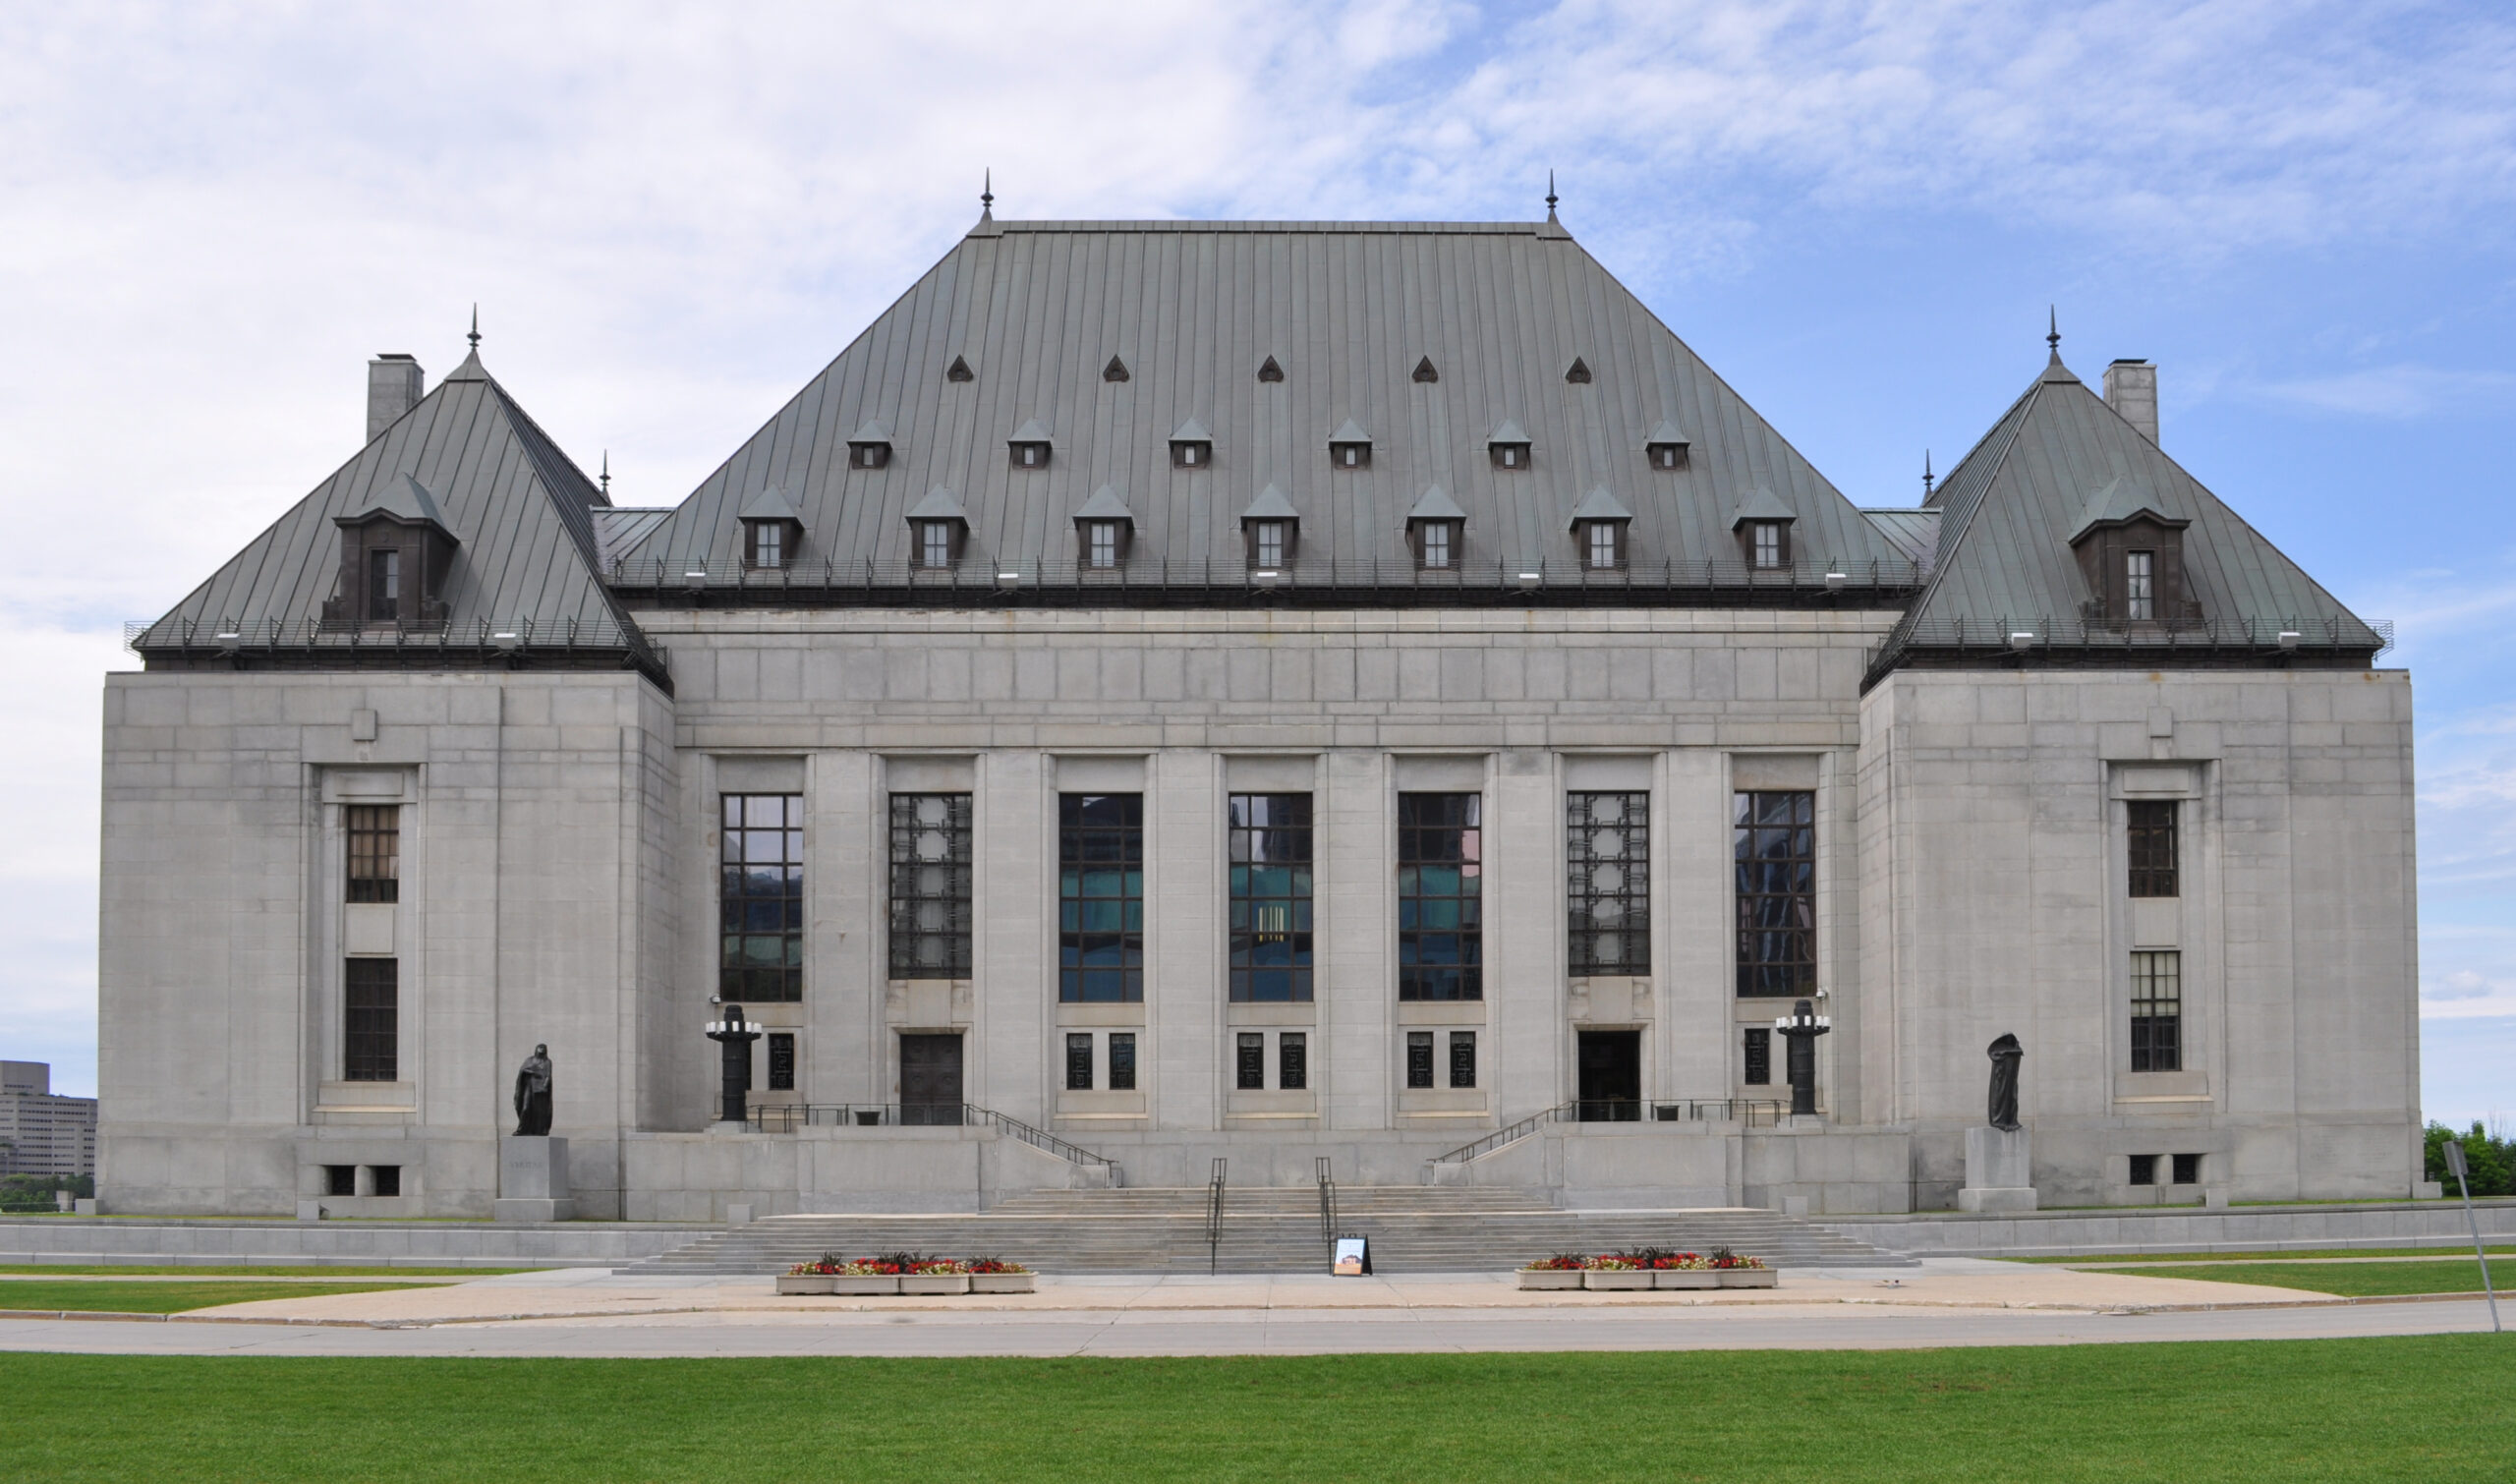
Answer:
[830,1275,900,1295]
[899,1273,971,1295]
[1517,1269,1585,1290]
[1582,1269,1654,1290]
[1653,1270,1719,1289]
[969,1272,1035,1294]
[775,1274,836,1295]
[1716,1269,1778,1288]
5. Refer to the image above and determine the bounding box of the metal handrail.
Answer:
[1204,1158,1228,1275]
[1427,1096,1795,1165]
[1427,1102,1577,1166]
[1316,1156,1338,1240]
[739,1100,1121,1182]
[968,1104,1124,1185]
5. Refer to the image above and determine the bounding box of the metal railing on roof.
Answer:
[1864,611,2390,688]
[126,614,663,669]
[606,552,1923,608]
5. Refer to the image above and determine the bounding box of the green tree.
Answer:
[2425,1121,2513,1197]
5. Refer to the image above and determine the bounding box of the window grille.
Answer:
[721,793,804,1002]
[344,957,397,1081]
[2131,950,2182,1072]
[1229,793,1313,1001]
[1405,1031,1434,1089]
[371,1166,401,1197]
[1734,790,1815,997]
[1567,791,1649,975]
[2128,800,2178,897]
[1236,1032,1265,1090]
[325,1165,356,1197]
[2126,550,2154,620]
[1449,1031,1476,1088]
[346,805,400,904]
[888,793,972,978]
[768,1032,795,1092]
[1744,1027,1771,1085]
[2129,1154,2158,1186]
[1059,794,1143,1002]
[1066,1033,1094,1091]
[1279,1032,1306,1091]
[1399,793,1482,1000]
[2172,1153,2202,1185]
[1109,1033,1136,1091]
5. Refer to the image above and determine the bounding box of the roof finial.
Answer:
[1545,169,1559,218]
[981,168,994,215]
[1922,449,1934,496]
[2045,304,2060,361]
[468,304,482,352]
[600,449,610,496]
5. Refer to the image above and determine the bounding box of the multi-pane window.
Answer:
[1110,1033,1136,1091]
[1744,1027,1772,1086]
[368,548,401,621]
[889,793,973,979]
[1253,521,1287,568]
[1735,790,1815,997]
[919,522,953,569]
[1229,794,1313,1002]
[1417,521,1455,569]
[1236,1033,1265,1090]
[1066,1033,1095,1091]
[1568,791,1649,975]
[721,793,804,1002]
[346,805,400,904]
[1586,523,1621,569]
[1279,1032,1306,1091]
[2126,550,2155,620]
[1059,794,1143,1002]
[1750,522,1784,569]
[2128,801,2178,897]
[1449,1031,1476,1088]
[1086,521,1121,569]
[1405,1031,1434,1089]
[1399,793,1481,1000]
[748,522,785,569]
[767,1033,796,1092]
[2131,950,2182,1072]
[344,958,397,1081]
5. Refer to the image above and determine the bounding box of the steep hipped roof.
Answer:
[617,218,1912,586]
[1878,350,2382,666]
[134,349,660,674]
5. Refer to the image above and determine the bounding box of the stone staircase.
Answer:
[621,1185,1916,1275]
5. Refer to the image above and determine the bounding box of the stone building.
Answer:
[101,202,2415,1220]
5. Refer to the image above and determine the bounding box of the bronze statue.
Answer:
[1986,1034,2024,1131]
[513,1044,553,1136]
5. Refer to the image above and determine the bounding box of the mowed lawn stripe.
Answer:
[0,1281,434,1313]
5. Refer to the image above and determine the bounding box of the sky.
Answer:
[2,1,2509,1124]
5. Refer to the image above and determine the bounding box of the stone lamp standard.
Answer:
[705,1004,763,1126]
[1772,998,1831,1118]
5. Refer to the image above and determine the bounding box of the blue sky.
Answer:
[2,1,2509,1122]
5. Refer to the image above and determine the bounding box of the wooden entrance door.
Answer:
[899,1033,964,1125]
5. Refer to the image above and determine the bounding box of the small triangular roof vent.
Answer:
[1565,358,1592,384]
[1412,356,1440,383]
[1405,485,1467,523]
[945,356,975,383]
[1103,356,1130,382]
[1565,485,1632,530]
[1730,487,1797,529]
[1072,485,1134,524]
[1257,355,1284,382]
[904,485,968,523]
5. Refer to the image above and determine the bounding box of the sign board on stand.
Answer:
[1332,1236,1370,1276]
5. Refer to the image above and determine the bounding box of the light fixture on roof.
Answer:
[997,568,1024,592]
[213,630,242,656]
[1516,569,1543,594]
[1251,569,1282,590]
[684,568,707,592]
[2009,631,2036,653]
[1825,570,1847,593]
[2278,630,2302,652]
[491,631,522,654]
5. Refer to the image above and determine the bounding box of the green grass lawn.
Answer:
[2128,1260,2502,1297]
[0,1281,433,1313]
[0,1340,2510,1482]
[2020,1247,2516,1264]
[0,1265,524,1278]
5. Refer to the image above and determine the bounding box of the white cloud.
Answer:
[2248,365,2516,420]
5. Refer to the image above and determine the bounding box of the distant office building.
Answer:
[1,1063,97,1179]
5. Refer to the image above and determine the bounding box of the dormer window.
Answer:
[321,475,458,631]
[1584,523,1623,569]
[903,485,970,572]
[1329,420,1372,469]
[2126,551,2155,620]
[1488,420,1531,470]
[1749,522,1785,568]
[2068,479,2195,629]
[1252,521,1287,569]
[846,419,893,470]
[1072,485,1135,571]
[737,484,806,570]
[1415,520,1458,569]
[1565,485,1632,571]
[1008,418,1053,469]
[1085,521,1122,568]
[917,521,957,569]
[1170,419,1214,469]
[747,521,788,569]
[1644,419,1691,471]
[1239,485,1300,572]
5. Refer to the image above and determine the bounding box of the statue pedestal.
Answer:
[494,1135,573,1223]
[1958,1126,2036,1213]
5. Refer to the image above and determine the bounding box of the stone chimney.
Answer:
[367,354,424,441]
[2104,359,2158,443]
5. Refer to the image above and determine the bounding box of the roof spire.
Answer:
[1545,169,1559,220]
[600,450,610,497]
[1922,450,1934,496]
[467,304,482,352]
[2045,304,2060,362]
[981,168,994,217]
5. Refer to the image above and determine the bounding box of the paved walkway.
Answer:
[0,1259,2498,1356]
